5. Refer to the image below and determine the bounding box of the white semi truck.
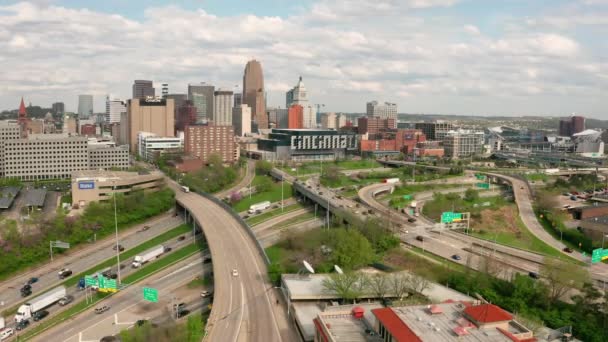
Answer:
[248,201,271,214]
[132,245,165,268]
[15,286,66,322]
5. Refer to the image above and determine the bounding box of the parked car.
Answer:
[95,306,111,314]
[58,295,74,306]
[563,247,573,253]
[33,310,49,321]
[58,268,72,279]
[177,235,186,241]
[451,254,462,261]
[27,277,39,285]
[15,320,30,331]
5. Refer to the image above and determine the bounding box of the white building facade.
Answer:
[232,104,252,136]
[213,90,234,125]
[286,77,317,128]
[105,96,127,124]
[137,132,183,161]
[367,101,397,128]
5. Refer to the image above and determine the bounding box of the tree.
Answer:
[367,273,390,299]
[389,273,411,300]
[540,257,590,304]
[255,177,273,193]
[464,188,479,202]
[408,274,430,295]
[255,160,273,175]
[329,228,375,271]
[323,165,341,182]
[536,190,559,213]
[230,191,242,204]
[322,272,366,303]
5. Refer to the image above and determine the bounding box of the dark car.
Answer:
[95,305,111,314]
[408,218,417,223]
[16,319,30,330]
[177,235,186,241]
[528,272,540,279]
[177,309,190,318]
[563,247,573,253]
[33,310,49,321]
[21,288,32,297]
[58,295,74,306]
[58,268,72,279]
[135,319,148,327]
[142,225,151,231]
[27,277,39,285]
[112,244,125,252]
[415,235,424,242]
[164,247,173,253]
[451,254,462,261]
[203,257,212,264]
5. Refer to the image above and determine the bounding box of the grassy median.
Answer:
[246,203,305,226]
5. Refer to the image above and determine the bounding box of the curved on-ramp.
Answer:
[175,189,283,342]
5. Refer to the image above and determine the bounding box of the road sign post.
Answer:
[591,248,608,264]
[476,182,490,189]
[49,240,70,261]
[143,287,159,303]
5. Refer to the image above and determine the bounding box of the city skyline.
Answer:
[1,1,607,119]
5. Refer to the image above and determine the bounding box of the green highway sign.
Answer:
[475,174,486,180]
[476,182,490,189]
[591,248,608,263]
[84,275,97,287]
[403,195,413,200]
[106,278,117,290]
[143,287,159,302]
[441,212,462,223]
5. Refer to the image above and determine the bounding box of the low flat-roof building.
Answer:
[23,189,47,208]
[0,186,20,210]
[71,170,164,207]
[258,129,358,161]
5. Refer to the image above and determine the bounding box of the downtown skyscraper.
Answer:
[242,60,267,130]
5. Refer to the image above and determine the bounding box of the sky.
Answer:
[0,0,607,119]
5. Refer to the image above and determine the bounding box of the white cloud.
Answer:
[0,0,605,118]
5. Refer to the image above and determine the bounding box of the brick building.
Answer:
[358,117,396,135]
[184,125,237,164]
[288,104,304,129]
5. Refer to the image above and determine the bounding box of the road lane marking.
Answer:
[233,282,245,342]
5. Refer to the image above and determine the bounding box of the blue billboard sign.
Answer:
[78,181,95,190]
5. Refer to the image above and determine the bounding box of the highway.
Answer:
[171,180,292,342]
[0,214,183,311]
[215,160,256,200]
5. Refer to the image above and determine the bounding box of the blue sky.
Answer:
[1,0,607,118]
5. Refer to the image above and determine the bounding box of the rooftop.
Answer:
[314,304,383,342]
[72,170,162,183]
[0,186,20,209]
[23,189,47,207]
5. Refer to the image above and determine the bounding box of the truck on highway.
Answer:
[181,186,190,193]
[248,201,271,214]
[383,178,400,184]
[14,286,66,323]
[132,245,165,268]
[0,317,4,329]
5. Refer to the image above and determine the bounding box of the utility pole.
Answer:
[113,182,122,285]
[281,174,284,212]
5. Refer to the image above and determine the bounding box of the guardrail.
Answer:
[194,191,271,266]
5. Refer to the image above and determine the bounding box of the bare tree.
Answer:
[408,274,431,295]
[540,257,590,304]
[322,273,365,303]
[389,273,411,300]
[367,273,390,299]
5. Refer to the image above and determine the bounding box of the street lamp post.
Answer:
[113,183,122,285]
[281,174,284,212]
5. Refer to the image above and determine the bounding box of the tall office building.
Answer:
[321,112,337,129]
[367,101,397,128]
[242,60,267,130]
[337,114,347,129]
[161,83,169,98]
[165,94,187,112]
[234,93,242,107]
[132,80,155,99]
[105,96,127,124]
[213,89,234,125]
[288,105,304,129]
[286,77,316,128]
[415,121,455,141]
[125,97,175,152]
[77,95,94,119]
[559,115,586,136]
[176,100,197,133]
[443,130,485,158]
[188,83,215,124]
[52,102,65,115]
[232,104,252,136]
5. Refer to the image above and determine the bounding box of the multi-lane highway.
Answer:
[0,214,182,311]
[171,180,293,342]
[215,160,256,200]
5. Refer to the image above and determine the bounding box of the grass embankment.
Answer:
[232,176,293,213]
[274,212,317,229]
[279,159,383,176]
[321,170,401,188]
[246,203,306,226]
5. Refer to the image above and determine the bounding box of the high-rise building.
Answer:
[443,130,485,158]
[213,89,234,125]
[337,114,347,129]
[105,96,127,124]
[415,121,455,141]
[52,102,65,115]
[184,125,237,164]
[63,114,77,134]
[288,105,304,129]
[243,60,267,130]
[18,97,28,135]
[321,112,337,129]
[176,100,197,133]
[234,93,242,107]
[125,97,175,152]
[559,115,586,136]
[0,121,22,176]
[161,83,169,98]
[165,94,188,110]
[188,83,215,124]
[358,117,396,135]
[366,101,397,128]
[132,80,155,99]
[286,77,316,128]
[77,95,94,119]
[232,104,252,137]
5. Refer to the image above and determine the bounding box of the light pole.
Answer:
[281,174,284,212]
[113,182,122,285]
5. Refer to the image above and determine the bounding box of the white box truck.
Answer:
[181,186,190,193]
[0,317,4,329]
[248,201,271,214]
[383,178,400,184]
[132,245,165,268]
[15,286,66,322]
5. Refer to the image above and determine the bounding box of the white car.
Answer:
[201,291,212,298]
[231,269,239,277]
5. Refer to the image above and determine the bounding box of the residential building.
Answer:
[366,101,397,128]
[63,114,77,134]
[243,60,267,129]
[443,130,485,158]
[559,115,586,136]
[321,112,337,129]
[71,170,164,207]
[184,125,237,164]
[132,80,155,99]
[288,105,304,129]
[213,89,234,125]
[80,124,96,136]
[256,129,358,161]
[0,121,22,177]
[415,121,455,140]
[286,77,316,128]
[105,96,127,124]
[360,129,426,155]
[52,102,65,115]
[137,132,183,161]
[188,83,215,124]
[232,104,252,136]
[77,95,94,118]
[176,100,197,133]
[125,97,175,153]
[358,117,396,135]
